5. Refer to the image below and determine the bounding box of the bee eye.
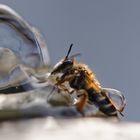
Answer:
[51,60,73,74]
[62,60,73,67]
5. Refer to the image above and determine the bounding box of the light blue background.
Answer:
[0,0,139,121]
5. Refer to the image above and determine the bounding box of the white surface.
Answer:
[0,118,139,140]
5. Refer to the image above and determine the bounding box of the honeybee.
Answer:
[50,44,126,117]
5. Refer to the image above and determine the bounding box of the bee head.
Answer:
[51,44,74,75]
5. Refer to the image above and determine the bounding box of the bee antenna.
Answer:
[65,43,73,59]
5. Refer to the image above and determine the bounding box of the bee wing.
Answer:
[102,88,126,112]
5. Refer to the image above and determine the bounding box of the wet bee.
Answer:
[50,44,126,117]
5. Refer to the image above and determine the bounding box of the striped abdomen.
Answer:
[87,88,118,116]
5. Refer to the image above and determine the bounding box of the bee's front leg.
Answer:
[57,84,71,94]
[55,73,76,86]
[55,75,74,93]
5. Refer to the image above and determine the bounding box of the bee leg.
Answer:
[56,74,76,85]
[55,75,76,93]
[75,90,88,115]
[57,84,70,94]
[69,90,75,94]
[54,77,69,93]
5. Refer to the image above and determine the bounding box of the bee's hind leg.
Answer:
[75,90,88,116]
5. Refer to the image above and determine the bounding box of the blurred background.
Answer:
[0,0,139,121]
